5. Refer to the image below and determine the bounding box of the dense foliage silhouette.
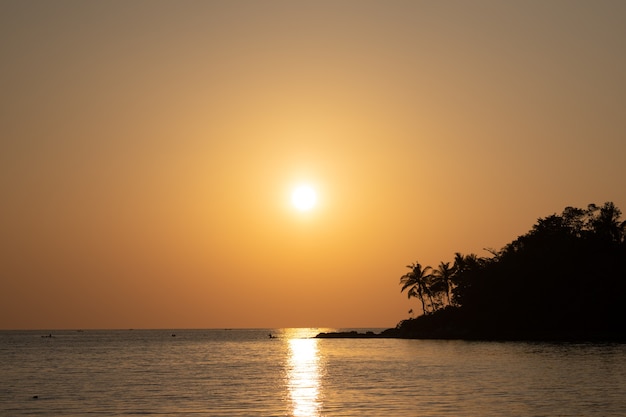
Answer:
[392,202,626,340]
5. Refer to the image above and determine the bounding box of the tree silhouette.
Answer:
[590,202,625,243]
[400,262,434,315]
[396,202,626,341]
[450,252,484,309]
[432,261,455,306]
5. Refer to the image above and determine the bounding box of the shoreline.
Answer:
[315,327,626,342]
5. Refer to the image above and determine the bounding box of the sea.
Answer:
[1,328,625,416]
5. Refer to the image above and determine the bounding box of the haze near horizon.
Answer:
[2,0,625,330]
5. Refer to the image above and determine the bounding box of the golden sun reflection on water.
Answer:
[287,338,322,417]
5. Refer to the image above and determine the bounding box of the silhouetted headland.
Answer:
[318,202,626,342]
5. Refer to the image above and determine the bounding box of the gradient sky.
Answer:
[2,0,625,329]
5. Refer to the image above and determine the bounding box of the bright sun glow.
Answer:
[291,185,317,211]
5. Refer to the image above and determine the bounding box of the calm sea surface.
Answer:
[1,328,625,416]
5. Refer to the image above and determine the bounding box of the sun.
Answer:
[291,185,317,211]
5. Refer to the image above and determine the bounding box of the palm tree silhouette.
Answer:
[433,261,455,306]
[400,262,434,315]
[592,202,625,243]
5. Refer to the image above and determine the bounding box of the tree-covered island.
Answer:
[318,202,626,341]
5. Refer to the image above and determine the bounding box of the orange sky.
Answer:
[2,1,626,329]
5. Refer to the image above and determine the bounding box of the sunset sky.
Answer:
[2,0,625,330]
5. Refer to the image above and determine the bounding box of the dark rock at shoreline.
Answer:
[316,327,626,341]
[316,307,626,342]
[316,330,382,339]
